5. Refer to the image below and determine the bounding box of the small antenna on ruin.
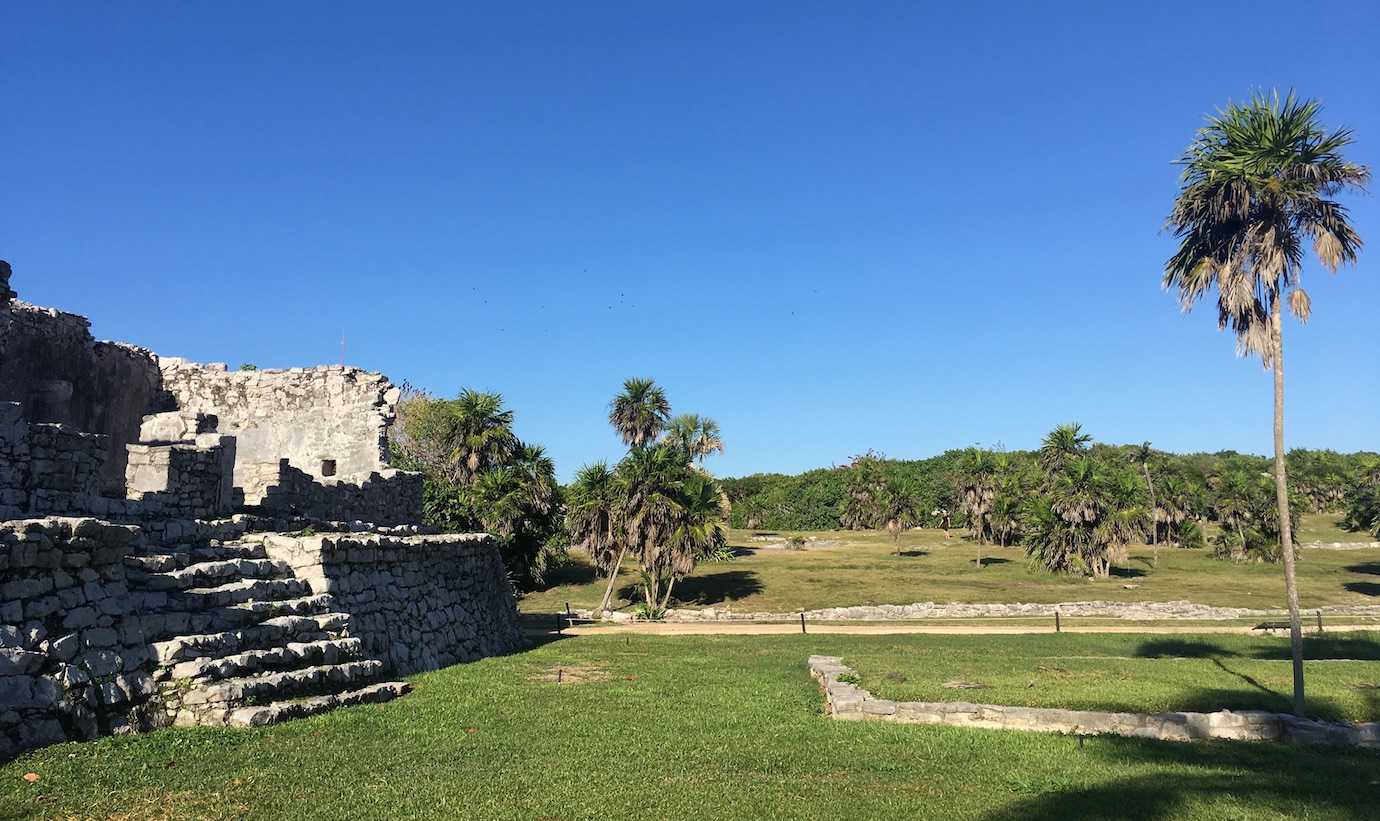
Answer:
[340,333,346,366]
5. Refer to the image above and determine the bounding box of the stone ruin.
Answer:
[1,262,523,759]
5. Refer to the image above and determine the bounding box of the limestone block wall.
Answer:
[125,437,236,520]
[263,532,523,675]
[1,518,159,760]
[0,403,29,520]
[250,459,423,526]
[0,271,163,494]
[157,360,400,500]
[0,406,112,519]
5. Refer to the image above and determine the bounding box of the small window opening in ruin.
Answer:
[321,459,337,477]
[196,414,219,433]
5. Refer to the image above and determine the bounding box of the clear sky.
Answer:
[5,2,1377,481]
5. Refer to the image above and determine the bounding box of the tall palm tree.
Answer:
[566,462,623,613]
[609,378,671,449]
[664,413,725,464]
[1166,91,1368,714]
[1135,442,1160,564]
[1038,423,1091,479]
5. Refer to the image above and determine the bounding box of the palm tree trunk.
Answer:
[597,544,629,614]
[660,576,678,612]
[1271,299,1305,715]
[1143,463,1159,567]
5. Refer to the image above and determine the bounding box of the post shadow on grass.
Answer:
[979,734,1380,821]
[897,549,930,558]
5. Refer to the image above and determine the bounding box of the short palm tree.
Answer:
[1165,91,1368,714]
[956,449,997,546]
[566,462,623,610]
[448,389,519,484]
[658,472,730,610]
[1038,423,1091,479]
[609,378,671,449]
[664,413,725,464]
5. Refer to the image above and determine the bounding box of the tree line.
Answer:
[723,437,1380,554]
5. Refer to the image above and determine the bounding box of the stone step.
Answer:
[152,613,350,664]
[135,558,294,591]
[167,577,312,611]
[153,594,340,637]
[224,681,412,727]
[177,659,386,710]
[170,638,365,682]
[138,542,269,569]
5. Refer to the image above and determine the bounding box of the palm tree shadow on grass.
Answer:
[1344,581,1380,597]
[980,734,1380,821]
[618,570,764,607]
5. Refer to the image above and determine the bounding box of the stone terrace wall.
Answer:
[158,360,400,498]
[808,655,1380,748]
[2,519,159,760]
[250,460,423,526]
[262,532,523,675]
[0,275,163,494]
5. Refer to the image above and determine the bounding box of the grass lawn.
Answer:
[521,514,1380,615]
[848,632,1380,722]
[5,634,1380,820]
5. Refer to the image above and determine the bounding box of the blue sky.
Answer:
[5,2,1378,481]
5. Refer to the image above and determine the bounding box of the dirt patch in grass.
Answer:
[530,665,611,684]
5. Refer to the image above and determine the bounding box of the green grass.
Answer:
[848,632,1380,722]
[4,634,1380,820]
[523,514,1380,615]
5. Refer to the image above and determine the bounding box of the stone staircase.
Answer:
[125,537,410,727]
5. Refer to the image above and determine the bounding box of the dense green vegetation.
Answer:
[6,634,1379,820]
[723,444,1379,537]
[390,388,564,588]
[849,632,1380,722]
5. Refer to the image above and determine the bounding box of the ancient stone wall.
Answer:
[157,360,399,496]
[0,281,163,494]
[1,518,160,761]
[262,531,523,674]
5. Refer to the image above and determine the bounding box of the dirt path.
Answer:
[555,622,1379,637]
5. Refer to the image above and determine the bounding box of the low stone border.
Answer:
[591,600,1380,623]
[807,655,1380,748]
[1300,540,1380,550]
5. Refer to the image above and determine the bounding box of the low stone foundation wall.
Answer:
[2,519,160,760]
[262,531,523,675]
[808,655,1380,748]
